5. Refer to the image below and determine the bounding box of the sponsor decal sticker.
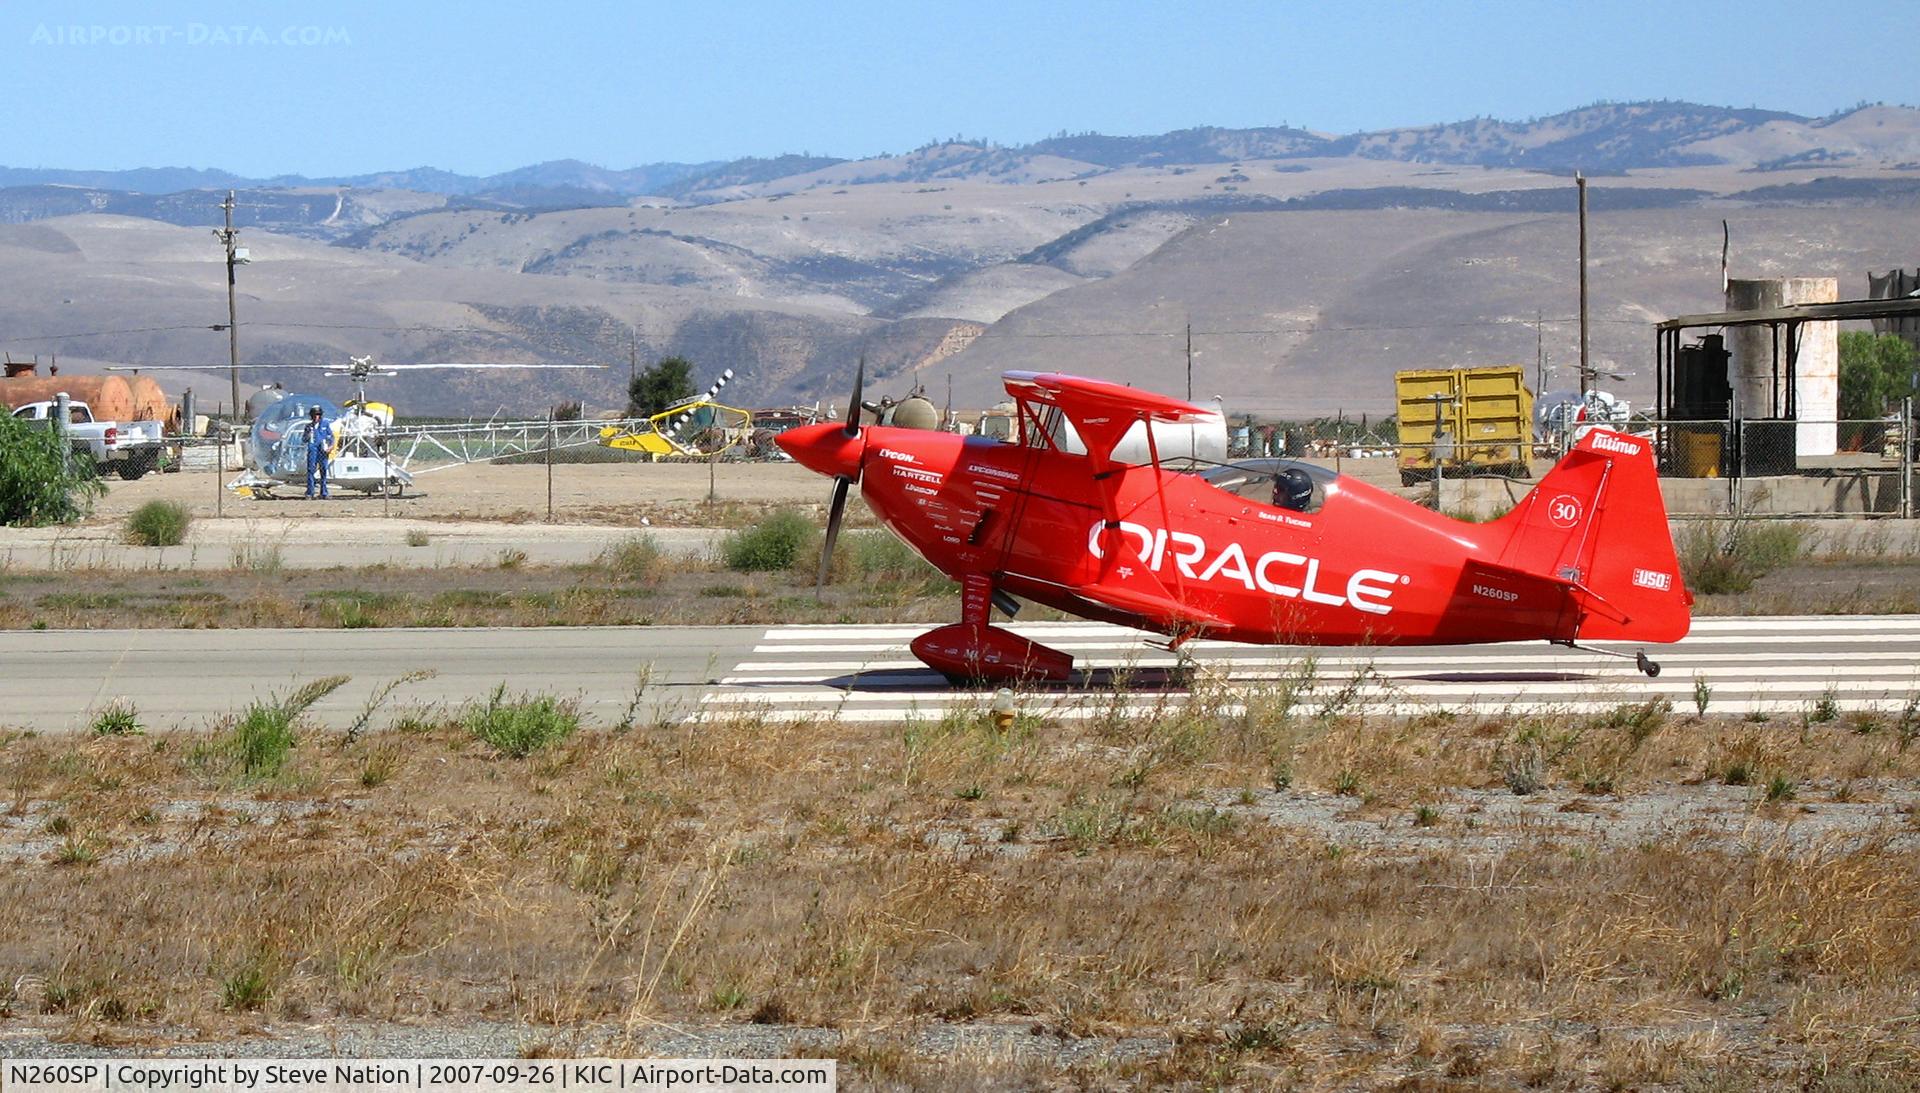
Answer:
[1631,567,1673,591]
[1087,519,1406,616]
[1588,432,1642,456]
[965,463,1021,483]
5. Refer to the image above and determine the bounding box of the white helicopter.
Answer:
[111,355,602,498]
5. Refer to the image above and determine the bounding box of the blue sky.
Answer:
[3,0,1914,176]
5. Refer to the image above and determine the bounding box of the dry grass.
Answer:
[0,543,967,631]
[4,692,1920,1085]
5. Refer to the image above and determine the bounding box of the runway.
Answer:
[3,617,1916,734]
[698,616,1920,723]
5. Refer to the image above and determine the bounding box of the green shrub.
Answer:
[846,532,941,582]
[0,412,105,526]
[1678,519,1804,595]
[125,500,192,546]
[601,534,664,582]
[722,510,816,572]
[462,684,579,757]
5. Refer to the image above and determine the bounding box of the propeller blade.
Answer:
[845,356,865,437]
[816,476,850,594]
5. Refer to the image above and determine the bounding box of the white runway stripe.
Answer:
[757,616,1920,639]
[696,617,1920,724]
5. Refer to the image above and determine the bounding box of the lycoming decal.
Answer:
[1588,432,1642,456]
[1087,520,1405,616]
[965,463,1021,483]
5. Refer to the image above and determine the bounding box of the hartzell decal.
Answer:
[1087,519,1406,616]
[890,465,943,484]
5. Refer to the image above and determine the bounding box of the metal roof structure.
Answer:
[1656,295,1920,332]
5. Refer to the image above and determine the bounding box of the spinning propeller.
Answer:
[771,357,870,595]
[817,356,866,593]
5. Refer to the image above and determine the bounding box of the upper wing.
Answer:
[1003,371,1212,423]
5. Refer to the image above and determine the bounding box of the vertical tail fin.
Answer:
[1489,429,1692,643]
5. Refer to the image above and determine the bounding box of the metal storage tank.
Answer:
[124,374,169,422]
[0,374,137,421]
[1726,277,1838,458]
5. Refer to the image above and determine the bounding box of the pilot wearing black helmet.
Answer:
[1272,467,1314,512]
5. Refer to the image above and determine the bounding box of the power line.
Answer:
[2,323,221,343]
[3,313,1653,352]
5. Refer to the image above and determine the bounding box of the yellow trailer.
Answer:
[1395,366,1533,485]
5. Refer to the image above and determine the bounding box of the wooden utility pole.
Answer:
[1185,322,1193,401]
[1534,309,1546,395]
[215,191,242,416]
[1576,174,1590,396]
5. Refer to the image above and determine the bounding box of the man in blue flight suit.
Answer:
[302,404,335,499]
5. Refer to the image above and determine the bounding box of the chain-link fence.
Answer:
[1227,410,1916,519]
[1653,416,1915,518]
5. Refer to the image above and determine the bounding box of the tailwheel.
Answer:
[1636,651,1661,678]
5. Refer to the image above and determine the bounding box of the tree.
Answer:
[627,356,696,417]
[1838,332,1918,421]
[0,412,105,526]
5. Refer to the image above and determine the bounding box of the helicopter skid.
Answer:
[911,623,1074,685]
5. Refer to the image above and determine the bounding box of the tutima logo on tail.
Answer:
[1587,432,1643,457]
[1088,520,1407,615]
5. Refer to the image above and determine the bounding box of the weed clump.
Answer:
[462,684,579,757]
[90,702,141,736]
[1678,519,1804,595]
[601,534,665,582]
[124,499,191,546]
[227,675,349,780]
[723,510,815,572]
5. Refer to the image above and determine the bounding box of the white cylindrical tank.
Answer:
[1726,277,1838,457]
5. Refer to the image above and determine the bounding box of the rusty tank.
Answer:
[1,374,138,421]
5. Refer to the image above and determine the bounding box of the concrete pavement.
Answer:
[6,616,1918,735]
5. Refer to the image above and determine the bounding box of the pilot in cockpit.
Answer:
[1272,467,1314,512]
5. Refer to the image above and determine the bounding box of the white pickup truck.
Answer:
[10,399,167,479]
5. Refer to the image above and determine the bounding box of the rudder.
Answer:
[1489,430,1691,643]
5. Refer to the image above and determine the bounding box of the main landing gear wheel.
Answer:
[1636,651,1661,678]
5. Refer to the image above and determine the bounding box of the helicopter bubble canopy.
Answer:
[251,394,346,478]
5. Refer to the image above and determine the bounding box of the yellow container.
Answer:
[1395,366,1533,477]
[1670,425,1723,478]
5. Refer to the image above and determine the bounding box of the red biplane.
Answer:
[779,367,1691,684]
